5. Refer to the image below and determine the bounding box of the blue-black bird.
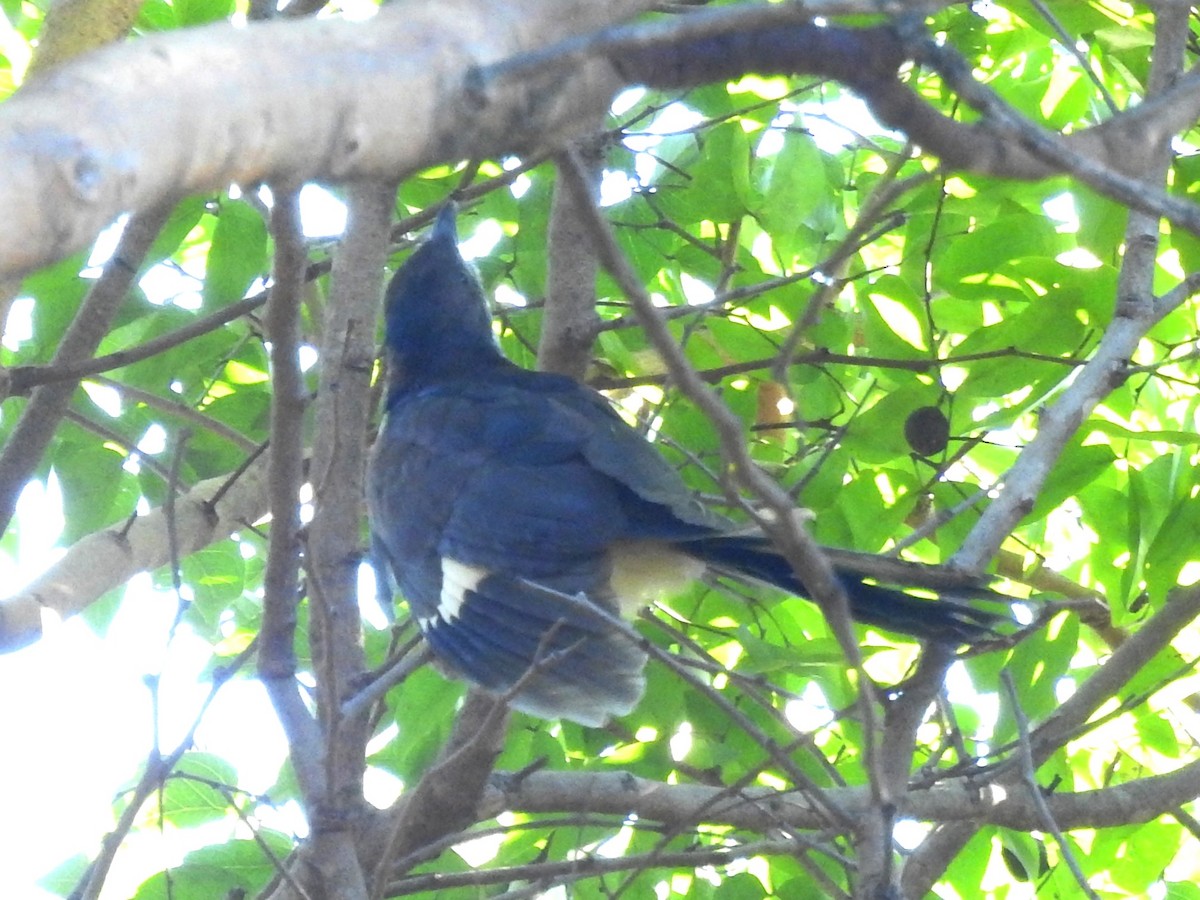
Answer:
[368,205,1004,726]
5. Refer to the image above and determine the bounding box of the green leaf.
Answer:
[37,855,90,896]
[998,829,1045,882]
[136,0,177,30]
[182,545,248,625]
[174,0,234,26]
[995,614,1078,741]
[377,667,462,781]
[840,385,937,464]
[133,835,292,899]
[935,215,1063,285]
[23,251,90,363]
[713,872,770,899]
[942,829,997,890]
[145,196,208,267]
[863,274,929,354]
[155,752,238,829]
[1144,494,1200,604]
[1024,442,1117,526]
[755,131,826,250]
[1094,821,1181,894]
[1135,708,1181,758]
[679,121,752,224]
[202,199,267,309]
[53,435,133,542]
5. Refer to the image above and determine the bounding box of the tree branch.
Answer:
[0,205,170,537]
[259,188,325,804]
[0,0,654,276]
[483,758,1200,834]
[537,135,605,378]
[7,0,1200,279]
[0,445,271,651]
[308,181,393,828]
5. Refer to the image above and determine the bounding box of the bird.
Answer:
[367,204,1006,727]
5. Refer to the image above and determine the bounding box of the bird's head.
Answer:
[384,204,505,397]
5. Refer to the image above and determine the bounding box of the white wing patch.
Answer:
[433,558,490,625]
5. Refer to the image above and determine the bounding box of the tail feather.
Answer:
[682,535,1008,644]
[423,571,646,727]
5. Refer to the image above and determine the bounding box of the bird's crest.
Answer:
[384,203,505,397]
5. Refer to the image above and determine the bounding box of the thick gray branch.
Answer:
[0,0,650,276]
[482,761,1200,833]
[5,0,1200,280]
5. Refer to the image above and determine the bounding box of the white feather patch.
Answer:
[437,558,490,623]
[608,541,704,615]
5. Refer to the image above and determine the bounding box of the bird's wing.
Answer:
[368,373,715,725]
[525,370,729,535]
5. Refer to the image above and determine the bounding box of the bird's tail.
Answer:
[680,535,1009,644]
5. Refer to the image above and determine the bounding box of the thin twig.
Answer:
[259,187,324,803]
[557,152,889,816]
[73,643,257,900]
[0,205,172,537]
[1001,670,1099,899]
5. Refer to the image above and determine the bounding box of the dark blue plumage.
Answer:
[367,205,1003,726]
